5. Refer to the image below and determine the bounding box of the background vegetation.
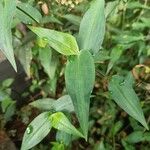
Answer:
[0,0,150,149]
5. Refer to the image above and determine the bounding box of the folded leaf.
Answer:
[108,73,148,130]
[50,112,84,138]
[29,26,79,55]
[78,0,105,54]
[0,0,17,71]
[65,50,95,139]
[21,112,51,150]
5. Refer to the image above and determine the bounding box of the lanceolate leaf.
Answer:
[50,112,84,138]
[124,131,150,144]
[56,130,72,146]
[106,45,124,74]
[0,0,17,71]
[29,26,79,55]
[65,50,95,139]
[105,1,118,18]
[78,0,105,54]
[30,95,74,112]
[21,112,51,150]
[16,43,32,77]
[16,2,42,24]
[39,47,58,79]
[108,73,148,130]
[63,14,81,26]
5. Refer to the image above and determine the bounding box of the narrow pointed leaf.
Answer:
[106,45,123,74]
[16,43,32,77]
[108,73,148,130]
[30,95,74,112]
[21,112,51,150]
[39,47,58,79]
[56,130,72,146]
[29,26,79,55]
[50,112,84,138]
[16,2,42,24]
[0,0,17,71]
[63,14,81,26]
[105,1,118,18]
[65,50,95,138]
[78,0,105,54]
[125,131,150,143]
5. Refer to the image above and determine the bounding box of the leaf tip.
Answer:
[10,59,17,72]
[143,122,149,130]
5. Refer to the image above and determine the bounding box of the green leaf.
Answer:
[132,17,150,30]
[39,47,58,79]
[51,142,65,150]
[108,72,148,130]
[0,91,10,102]
[94,141,106,150]
[0,0,17,71]
[122,139,135,150]
[106,45,124,74]
[105,1,118,18]
[16,43,32,77]
[125,131,150,144]
[65,50,95,138]
[63,14,81,26]
[111,121,123,136]
[16,2,42,24]
[94,50,110,63]
[1,99,16,121]
[56,130,72,146]
[50,112,84,138]
[29,26,79,55]
[2,78,14,88]
[127,1,150,10]
[21,112,51,150]
[115,32,144,44]
[41,16,63,25]
[78,0,105,54]
[30,95,74,112]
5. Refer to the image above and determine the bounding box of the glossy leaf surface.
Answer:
[21,112,51,150]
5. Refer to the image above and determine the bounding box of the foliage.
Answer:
[0,0,150,149]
